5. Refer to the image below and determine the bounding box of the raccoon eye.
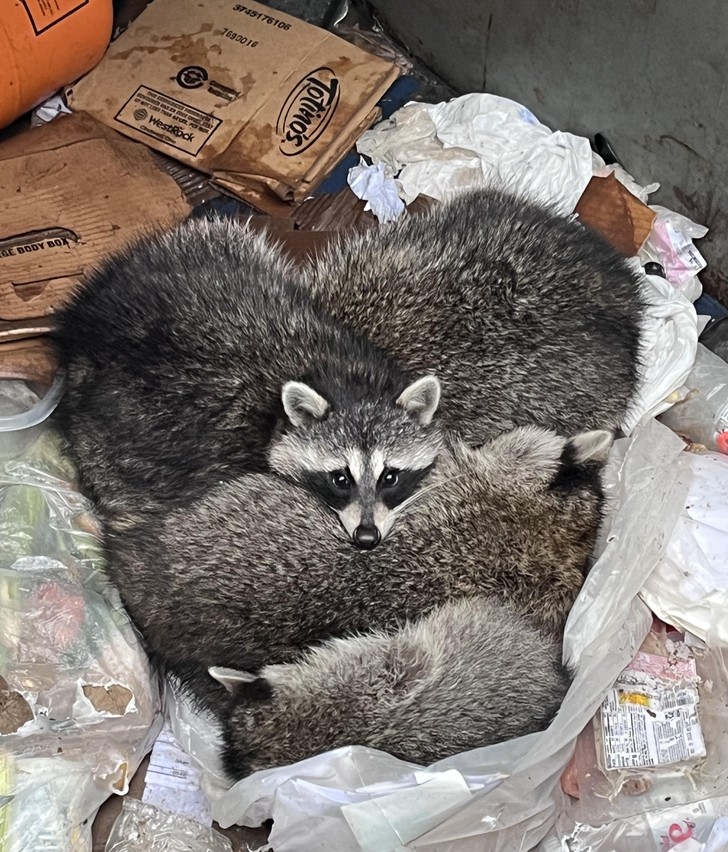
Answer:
[381,469,399,488]
[331,470,351,490]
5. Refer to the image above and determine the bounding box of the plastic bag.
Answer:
[659,344,728,454]
[622,268,700,433]
[167,420,690,850]
[104,798,232,852]
[0,381,162,851]
[555,797,728,851]
[565,627,728,823]
[640,449,728,644]
[356,93,594,213]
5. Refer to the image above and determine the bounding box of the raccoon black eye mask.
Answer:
[270,374,443,549]
[103,424,611,720]
[52,216,444,546]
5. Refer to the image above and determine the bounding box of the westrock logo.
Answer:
[146,116,194,142]
[277,67,340,156]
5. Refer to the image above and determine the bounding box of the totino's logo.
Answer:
[147,116,194,141]
[277,67,340,156]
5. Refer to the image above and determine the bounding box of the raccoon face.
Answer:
[268,376,443,548]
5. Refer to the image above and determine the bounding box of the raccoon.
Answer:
[105,425,610,716]
[215,595,572,778]
[52,217,441,548]
[304,187,647,443]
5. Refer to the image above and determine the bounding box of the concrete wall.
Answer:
[369,0,728,304]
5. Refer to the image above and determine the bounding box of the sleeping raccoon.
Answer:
[104,425,610,716]
[215,595,572,778]
[52,216,441,548]
[304,187,646,442]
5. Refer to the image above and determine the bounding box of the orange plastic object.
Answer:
[0,0,113,130]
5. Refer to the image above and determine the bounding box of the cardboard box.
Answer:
[0,112,189,326]
[66,0,401,211]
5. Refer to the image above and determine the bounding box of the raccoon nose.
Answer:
[353,525,381,549]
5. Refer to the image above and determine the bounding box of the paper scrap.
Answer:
[357,94,594,214]
[341,769,472,852]
[347,160,406,223]
[142,724,214,827]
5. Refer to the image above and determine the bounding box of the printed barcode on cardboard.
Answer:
[115,86,221,156]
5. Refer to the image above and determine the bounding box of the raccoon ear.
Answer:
[209,666,259,693]
[396,375,441,425]
[568,429,614,464]
[281,381,330,427]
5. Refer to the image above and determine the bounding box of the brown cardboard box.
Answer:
[0,112,190,326]
[66,0,401,211]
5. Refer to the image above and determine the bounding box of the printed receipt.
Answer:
[142,723,213,826]
[600,651,706,770]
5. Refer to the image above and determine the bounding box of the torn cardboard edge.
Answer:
[0,112,190,324]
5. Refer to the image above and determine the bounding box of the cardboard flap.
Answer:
[0,113,190,322]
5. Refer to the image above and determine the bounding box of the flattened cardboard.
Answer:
[66,0,401,208]
[0,112,189,324]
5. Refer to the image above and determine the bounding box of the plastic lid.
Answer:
[0,371,65,432]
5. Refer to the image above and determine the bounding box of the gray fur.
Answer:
[218,595,572,777]
[52,217,441,544]
[104,425,610,718]
[304,188,647,442]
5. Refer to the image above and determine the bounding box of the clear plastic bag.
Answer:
[659,344,728,454]
[563,627,728,828]
[104,798,233,852]
[0,381,162,852]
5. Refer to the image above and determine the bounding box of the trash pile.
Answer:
[1,2,728,851]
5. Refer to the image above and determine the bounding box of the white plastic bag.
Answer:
[622,268,700,433]
[356,94,594,214]
[641,449,728,644]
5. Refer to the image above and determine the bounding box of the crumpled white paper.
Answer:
[347,159,405,223]
[356,94,595,214]
[169,421,692,851]
[640,449,728,645]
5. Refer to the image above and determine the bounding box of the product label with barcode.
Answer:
[601,652,705,770]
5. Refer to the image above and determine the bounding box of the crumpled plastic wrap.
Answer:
[356,93,594,214]
[639,207,709,302]
[549,798,728,851]
[659,344,728,455]
[105,798,232,852]
[166,419,691,850]
[0,381,162,851]
[640,448,728,644]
